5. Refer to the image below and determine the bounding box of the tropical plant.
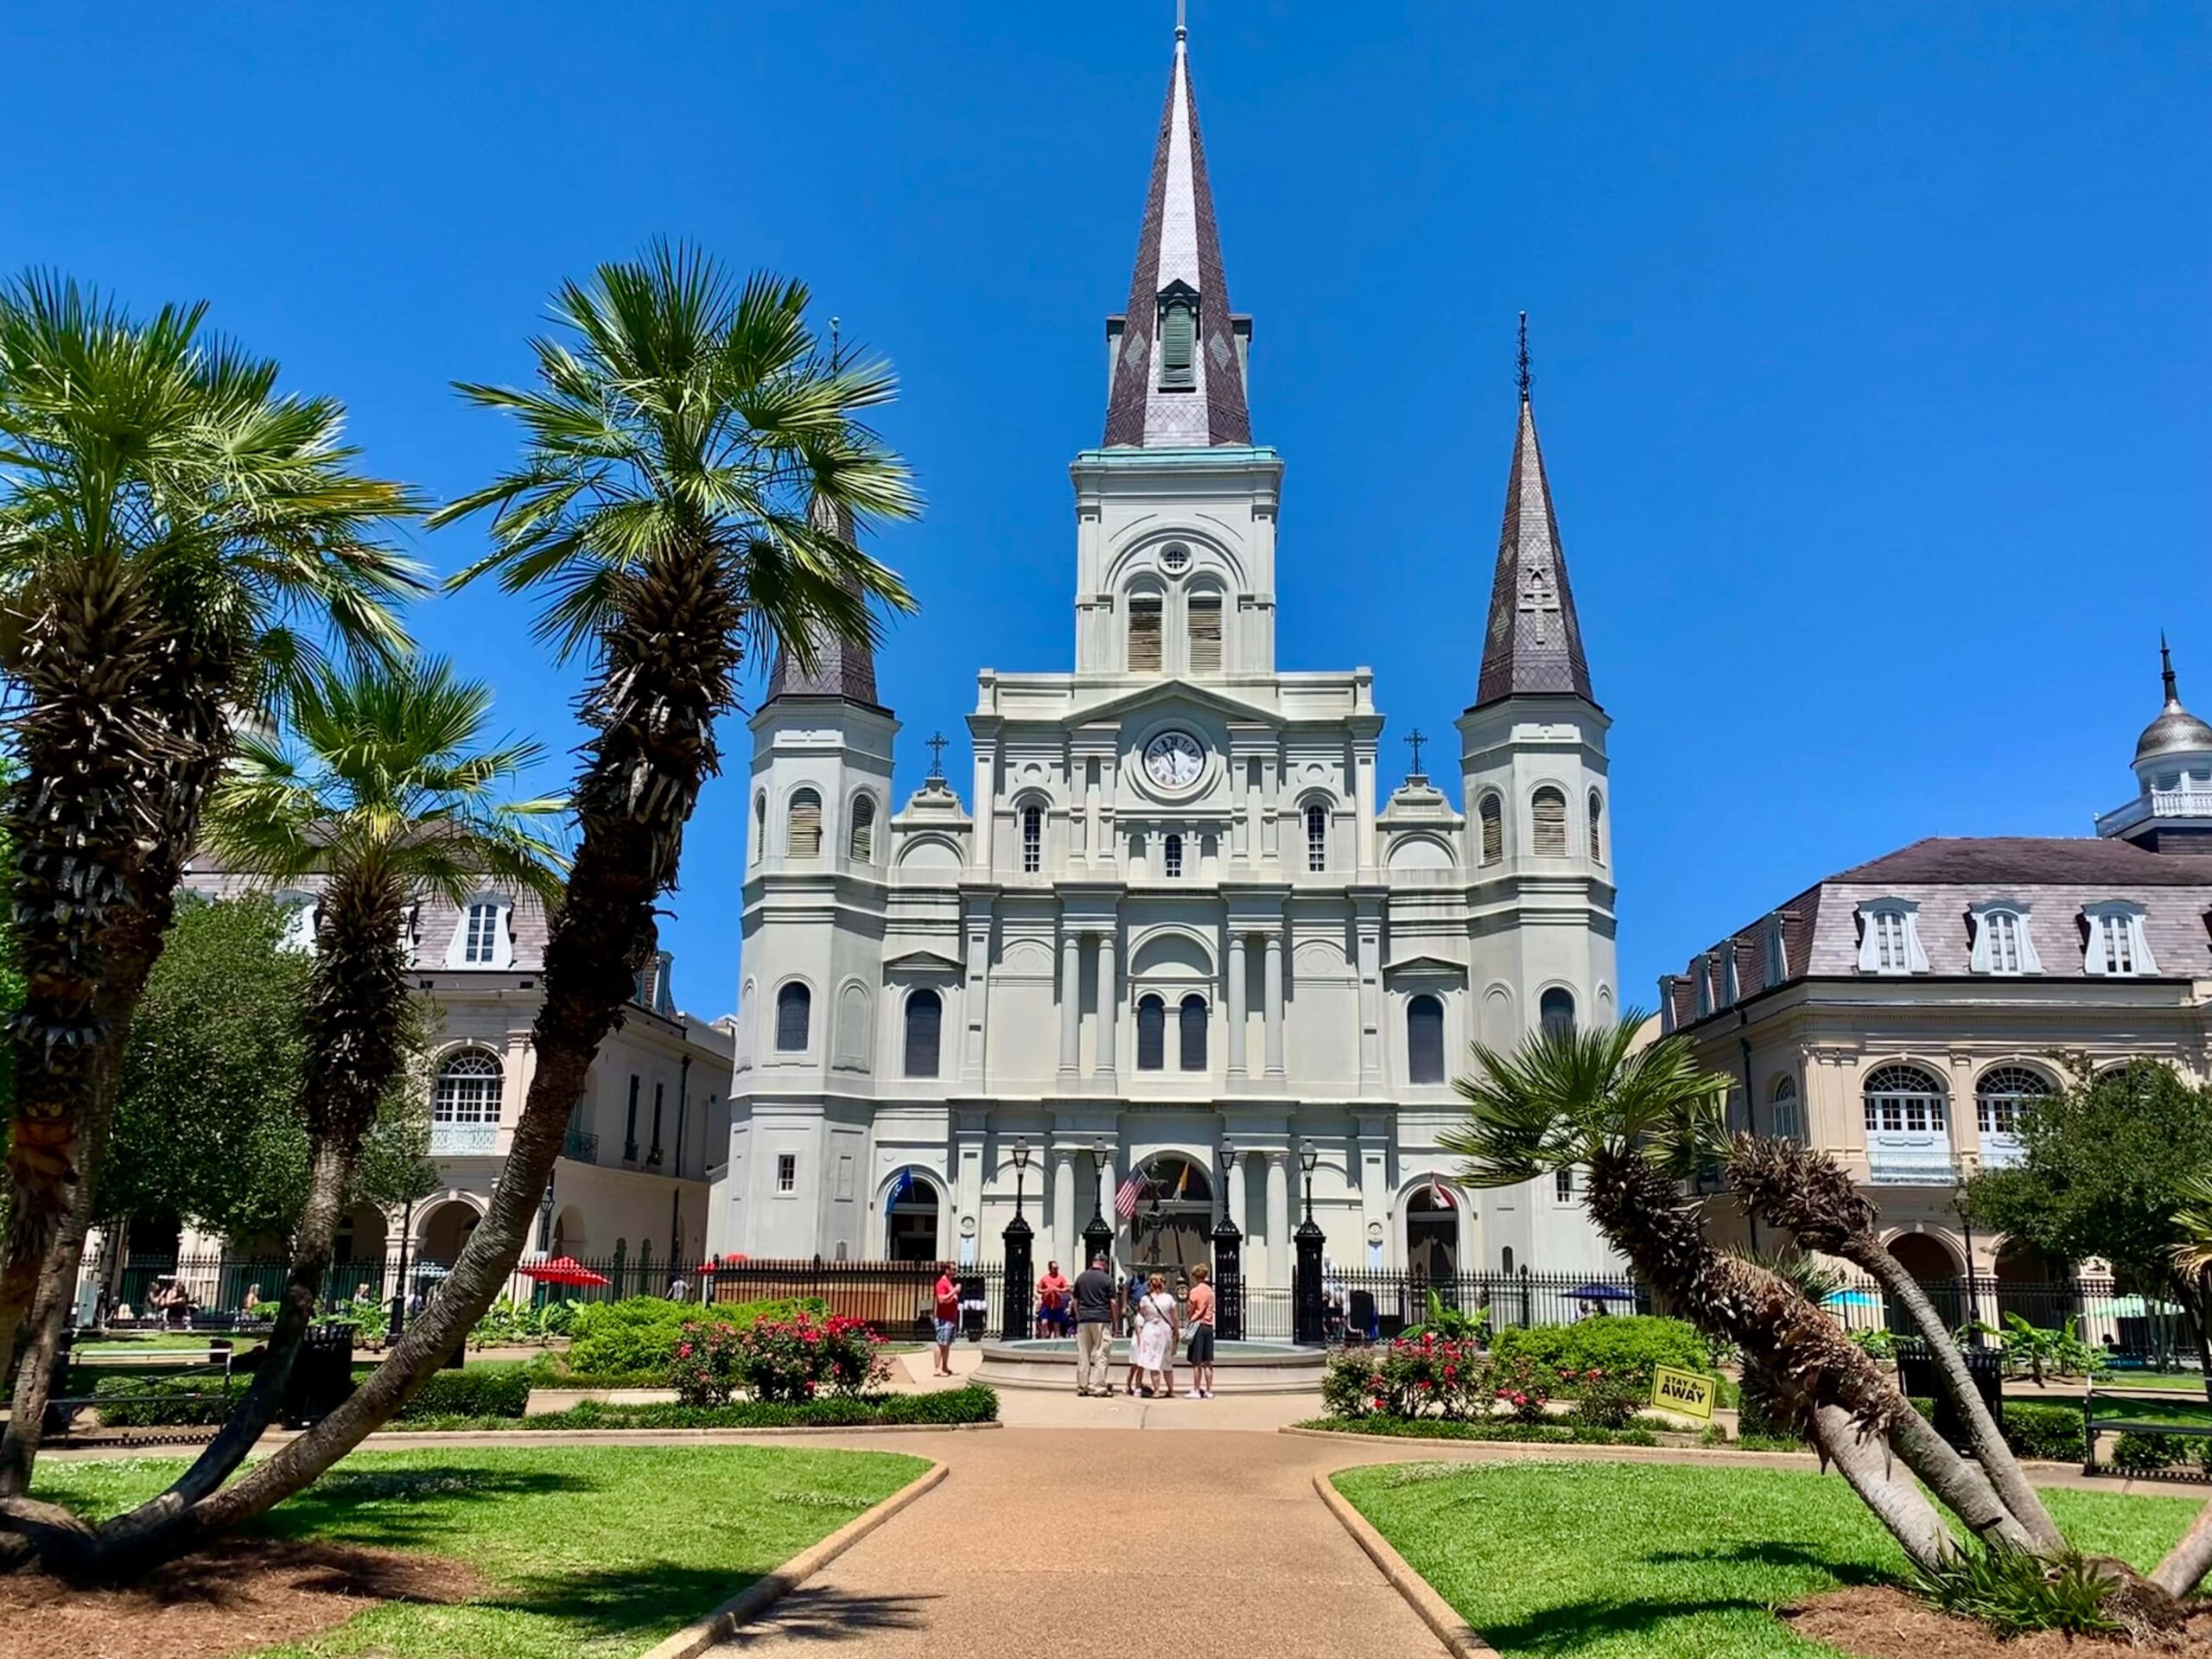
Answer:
[25,244,918,1577]
[1402,1286,1487,1343]
[0,273,422,1495]
[1969,1313,2107,1385]
[41,657,561,1568]
[1907,1544,2129,1639]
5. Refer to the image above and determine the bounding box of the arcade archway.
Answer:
[1123,1154,1215,1281]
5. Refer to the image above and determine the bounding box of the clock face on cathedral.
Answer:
[1143,730,1205,789]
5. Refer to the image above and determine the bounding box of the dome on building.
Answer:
[2135,640,2212,765]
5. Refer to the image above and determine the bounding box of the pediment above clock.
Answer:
[1070,677,1281,728]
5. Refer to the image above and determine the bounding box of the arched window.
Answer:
[1587,790,1604,863]
[1305,803,1328,873]
[1179,995,1208,1071]
[1770,1074,1802,1141]
[1186,592,1223,674]
[433,1049,502,1124]
[1021,804,1043,874]
[849,795,877,862]
[1863,1063,1946,1135]
[1136,995,1166,1071]
[1531,787,1567,857]
[1407,995,1445,1084]
[1128,594,1163,672]
[775,982,812,1052]
[751,791,766,866]
[1478,795,1503,865]
[1162,833,1184,879]
[1540,987,1575,1036]
[903,989,942,1078]
[788,788,823,858]
[1502,1246,1515,1274]
[1976,1065,2050,1139]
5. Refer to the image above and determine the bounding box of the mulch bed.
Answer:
[1785,1586,2212,1656]
[0,1537,482,1659]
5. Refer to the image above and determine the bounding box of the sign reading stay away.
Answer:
[1650,1365,1716,1420]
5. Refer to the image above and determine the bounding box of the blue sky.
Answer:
[7,3,2208,1020]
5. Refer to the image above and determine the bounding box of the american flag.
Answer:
[1114,1166,1151,1221]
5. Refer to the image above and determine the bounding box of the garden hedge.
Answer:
[1488,1316,1712,1389]
[2002,1400,2087,1463]
[410,1383,1001,1432]
[563,1295,824,1380]
[91,1375,238,1427]
[1299,1414,1662,1447]
[394,1366,533,1421]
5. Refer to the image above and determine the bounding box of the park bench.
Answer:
[2081,1385,2212,1476]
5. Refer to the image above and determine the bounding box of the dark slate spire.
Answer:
[1473,318,1595,709]
[1102,13,1252,448]
[765,492,880,707]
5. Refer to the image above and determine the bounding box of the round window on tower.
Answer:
[1159,542,1191,573]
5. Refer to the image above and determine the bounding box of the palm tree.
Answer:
[1440,1014,2039,1569]
[78,657,562,1567]
[97,242,916,1563]
[0,274,421,1491]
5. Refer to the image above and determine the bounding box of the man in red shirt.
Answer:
[931,1263,961,1377]
[1036,1261,1071,1337]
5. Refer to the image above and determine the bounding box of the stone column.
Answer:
[971,741,995,873]
[1263,928,1287,1081]
[1052,1147,1078,1269]
[1226,1148,1249,1236]
[1355,899,1383,1092]
[1225,931,1249,1081]
[1264,1151,1291,1287]
[1058,928,1082,1078]
[1095,928,1119,1083]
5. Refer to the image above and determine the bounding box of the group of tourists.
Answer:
[1054,1255,1218,1399]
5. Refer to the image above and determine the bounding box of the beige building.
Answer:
[1662,646,2212,1289]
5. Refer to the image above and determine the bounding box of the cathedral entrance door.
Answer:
[1405,1187,1459,1281]
[1124,1154,1216,1287]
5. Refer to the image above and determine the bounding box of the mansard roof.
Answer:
[1472,390,1595,709]
[1102,21,1252,449]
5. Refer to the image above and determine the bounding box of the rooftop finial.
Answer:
[1176,0,1187,41]
[2164,632,2180,706]
[1516,310,1532,401]
[829,315,842,365]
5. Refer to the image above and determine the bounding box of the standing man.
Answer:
[1071,1253,1118,1396]
[931,1261,960,1378]
[1184,1264,1217,1399]
[1037,1260,1071,1337]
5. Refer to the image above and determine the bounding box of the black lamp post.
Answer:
[389,1195,416,1341]
[1083,1137,1115,1272]
[1294,1146,1326,1345]
[1001,1138,1034,1339]
[1211,1137,1244,1341]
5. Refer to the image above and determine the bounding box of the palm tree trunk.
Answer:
[2151,1497,2212,1598]
[1808,1402,1957,1572]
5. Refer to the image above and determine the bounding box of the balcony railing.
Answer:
[2095,786,2212,837]
[1978,1134,2025,1171]
[1866,1133,1960,1185]
[562,1128,599,1165]
[429,1122,499,1156]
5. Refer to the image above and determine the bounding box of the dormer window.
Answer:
[2083,901,2156,976]
[1692,954,1713,1019]
[1762,912,1789,985]
[1856,899,1927,975]
[1968,900,2042,976]
[1157,286,1198,391]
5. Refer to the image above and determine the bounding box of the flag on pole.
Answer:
[1115,1165,1151,1221]
[1173,1160,1192,1198]
[1427,1172,1452,1209]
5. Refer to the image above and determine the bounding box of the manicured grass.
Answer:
[2086,1393,2212,1430]
[35,1444,926,1657]
[1334,1459,2204,1659]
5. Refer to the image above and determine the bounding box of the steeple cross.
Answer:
[1518,568,1560,646]
[1405,728,1427,775]
[925,731,948,779]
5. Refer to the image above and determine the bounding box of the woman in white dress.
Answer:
[1133,1272,1179,1397]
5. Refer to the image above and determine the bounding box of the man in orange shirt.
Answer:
[1036,1261,1071,1337]
[931,1262,961,1377]
[1183,1263,1217,1398]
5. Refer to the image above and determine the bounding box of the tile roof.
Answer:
[764,493,880,707]
[1831,836,2212,888]
[1472,391,1595,709]
[1102,24,1252,448]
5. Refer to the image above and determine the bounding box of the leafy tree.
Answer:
[93,243,919,1570]
[0,273,422,1495]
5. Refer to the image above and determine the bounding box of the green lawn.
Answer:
[1334,1459,2204,1659]
[35,1444,927,1658]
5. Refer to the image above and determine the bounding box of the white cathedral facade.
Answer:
[706,22,1621,1288]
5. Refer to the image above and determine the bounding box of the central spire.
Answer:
[1102,14,1252,448]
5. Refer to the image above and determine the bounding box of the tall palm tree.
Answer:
[92,242,917,1565]
[79,658,562,1567]
[0,274,421,1492]
[1440,1014,2039,1569]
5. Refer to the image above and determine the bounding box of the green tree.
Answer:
[119,243,918,1567]
[0,274,422,1493]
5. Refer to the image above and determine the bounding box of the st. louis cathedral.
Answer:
[707,19,1621,1288]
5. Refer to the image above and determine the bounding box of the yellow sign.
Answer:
[1650,1365,1716,1421]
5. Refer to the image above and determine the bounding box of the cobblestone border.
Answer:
[1311,1471,1498,1657]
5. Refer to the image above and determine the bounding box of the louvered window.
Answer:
[1187,593,1223,673]
[904,989,942,1078]
[849,796,876,861]
[1531,788,1567,856]
[788,789,823,858]
[1478,795,1503,865]
[1136,995,1166,1071]
[1587,791,1604,862]
[1179,995,1208,1071]
[1128,594,1163,672]
[1407,995,1445,1084]
[1159,298,1197,390]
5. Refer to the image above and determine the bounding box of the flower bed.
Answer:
[671,1308,889,1406]
[399,1384,1001,1433]
[1320,1336,1680,1436]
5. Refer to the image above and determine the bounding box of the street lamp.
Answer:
[1299,1145,1319,1228]
[1294,1145,1326,1345]
[1001,1137,1035,1340]
[1012,1137,1032,1221]
[1211,1138,1244,1341]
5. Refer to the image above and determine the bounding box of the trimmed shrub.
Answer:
[1567,1370,1649,1431]
[2112,1431,2191,1476]
[2002,1401,2087,1464]
[1321,1351,1382,1419]
[395,1366,532,1421]
[92,1375,238,1427]
[1489,1317,1711,1391]
[527,1384,998,1432]
[564,1295,821,1380]
[671,1309,889,1406]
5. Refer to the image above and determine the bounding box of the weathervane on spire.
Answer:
[1516,311,1532,401]
[2164,632,2180,706]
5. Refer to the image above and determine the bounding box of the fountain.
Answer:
[975,1335,1325,1394]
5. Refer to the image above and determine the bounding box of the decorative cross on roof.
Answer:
[1405,728,1427,775]
[1518,568,1560,646]
[925,732,948,779]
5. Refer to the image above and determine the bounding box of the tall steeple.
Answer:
[1102,8,1252,448]
[764,491,881,707]
[1473,316,1594,708]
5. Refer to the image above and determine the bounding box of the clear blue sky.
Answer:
[8,3,2208,1020]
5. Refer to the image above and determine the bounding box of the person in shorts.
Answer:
[1184,1263,1217,1398]
[931,1262,960,1376]
[1071,1254,1119,1395]
[1037,1260,1072,1336]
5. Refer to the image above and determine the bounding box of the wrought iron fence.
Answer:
[703,1257,1009,1340]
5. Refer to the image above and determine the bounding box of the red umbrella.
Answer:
[518,1255,610,1287]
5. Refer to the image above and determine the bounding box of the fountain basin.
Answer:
[975,1335,1325,1395]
